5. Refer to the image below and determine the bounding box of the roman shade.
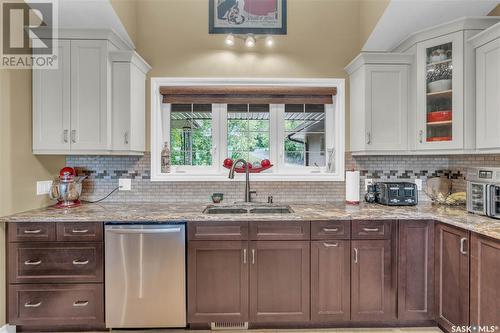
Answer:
[160,86,337,104]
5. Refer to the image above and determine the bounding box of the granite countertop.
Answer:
[2,201,500,240]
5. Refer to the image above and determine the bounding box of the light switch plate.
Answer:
[36,181,53,195]
[119,178,131,191]
[364,178,373,191]
[414,179,423,191]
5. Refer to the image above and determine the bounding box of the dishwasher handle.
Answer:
[106,227,182,234]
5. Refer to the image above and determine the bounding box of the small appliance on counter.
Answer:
[370,181,418,206]
[467,167,500,219]
[49,167,87,208]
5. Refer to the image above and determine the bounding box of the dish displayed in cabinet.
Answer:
[426,42,453,143]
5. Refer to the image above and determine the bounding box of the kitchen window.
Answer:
[151,78,345,181]
[227,104,270,164]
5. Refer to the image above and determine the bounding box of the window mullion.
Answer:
[218,104,228,173]
[271,104,284,172]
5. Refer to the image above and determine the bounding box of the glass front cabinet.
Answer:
[416,31,464,150]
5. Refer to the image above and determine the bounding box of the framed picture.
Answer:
[209,0,287,35]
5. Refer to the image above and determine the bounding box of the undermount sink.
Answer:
[203,204,294,215]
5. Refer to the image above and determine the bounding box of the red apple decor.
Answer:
[223,158,273,173]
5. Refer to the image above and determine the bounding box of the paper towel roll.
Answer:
[346,171,360,204]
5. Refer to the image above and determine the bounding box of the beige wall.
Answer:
[124,0,384,150]
[359,0,390,49]
[489,4,500,16]
[0,69,64,325]
[110,0,138,45]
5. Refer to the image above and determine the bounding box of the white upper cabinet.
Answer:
[70,40,111,152]
[32,40,71,153]
[347,17,500,155]
[110,51,151,153]
[470,23,500,152]
[415,31,464,151]
[32,30,150,155]
[346,53,411,154]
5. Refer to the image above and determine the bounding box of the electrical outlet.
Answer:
[364,178,373,191]
[119,178,131,191]
[414,178,423,191]
[36,180,53,195]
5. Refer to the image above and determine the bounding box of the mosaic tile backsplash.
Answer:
[65,153,498,203]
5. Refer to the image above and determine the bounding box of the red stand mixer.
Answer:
[49,167,87,208]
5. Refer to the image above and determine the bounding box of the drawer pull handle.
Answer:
[363,227,380,232]
[71,229,89,234]
[24,301,42,308]
[323,242,338,247]
[23,229,42,234]
[24,260,42,266]
[354,248,359,264]
[323,227,339,232]
[73,300,89,307]
[73,259,89,265]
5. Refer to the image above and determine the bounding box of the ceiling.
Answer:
[363,0,500,51]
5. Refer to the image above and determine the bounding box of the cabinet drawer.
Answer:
[352,220,395,239]
[8,283,104,328]
[8,223,56,242]
[250,221,310,240]
[57,222,103,241]
[9,242,103,283]
[311,220,350,240]
[188,222,249,240]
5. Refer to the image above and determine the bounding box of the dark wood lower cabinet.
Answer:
[249,241,310,322]
[470,233,500,329]
[398,220,435,321]
[8,283,104,328]
[351,239,396,321]
[187,240,249,323]
[311,240,350,322]
[435,223,470,332]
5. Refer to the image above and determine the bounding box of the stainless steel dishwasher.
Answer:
[105,223,186,328]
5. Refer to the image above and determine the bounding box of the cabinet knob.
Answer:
[366,132,371,145]
[23,229,42,234]
[460,237,468,255]
[73,300,89,307]
[71,228,89,234]
[24,301,42,308]
[419,130,423,144]
[24,259,42,266]
[124,131,129,144]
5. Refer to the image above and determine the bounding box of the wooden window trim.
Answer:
[160,86,337,104]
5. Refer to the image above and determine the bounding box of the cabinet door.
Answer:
[70,40,109,151]
[365,65,409,151]
[398,220,435,321]
[187,241,248,323]
[249,241,310,322]
[311,240,350,322]
[351,239,396,321]
[476,38,500,150]
[435,224,469,332]
[32,39,71,153]
[416,31,464,150]
[470,234,500,328]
